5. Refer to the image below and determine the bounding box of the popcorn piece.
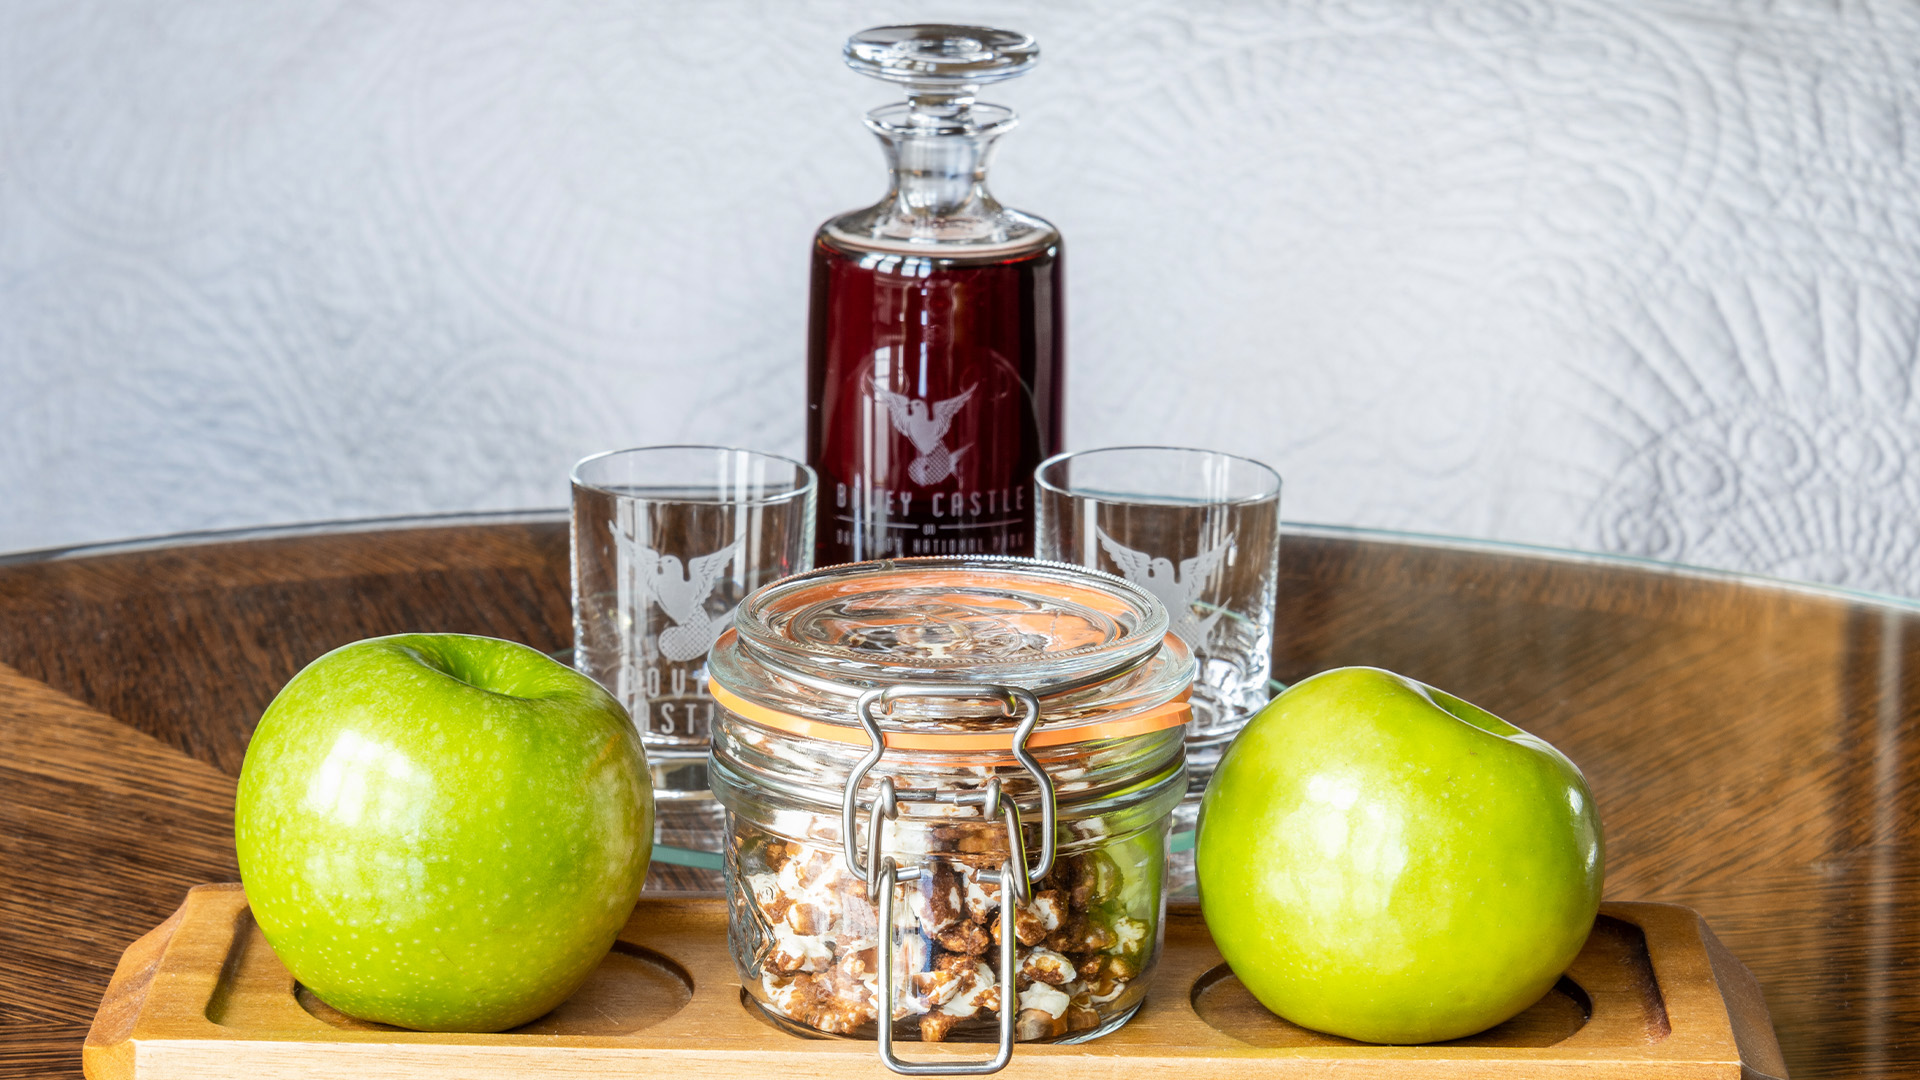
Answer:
[1016,1007,1066,1041]
[764,891,794,925]
[839,942,879,981]
[1066,999,1102,1032]
[768,967,879,1035]
[920,1011,962,1042]
[778,845,840,894]
[961,865,1000,923]
[767,970,828,1021]
[911,967,964,1010]
[1047,916,1116,954]
[1030,890,1066,932]
[812,965,879,1034]
[764,922,833,975]
[909,860,967,934]
[934,920,991,955]
[786,898,833,935]
[932,949,979,976]
[975,983,1002,1017]
[1020,982,1071,1019]
[1067,859,1097,911]
[1020,947,1076,986]
[894,928,929,980]
[1082,976,1126,1005]
[1112,916,1147,955]
[1013,889,1064,945]
[941,959,998,1019]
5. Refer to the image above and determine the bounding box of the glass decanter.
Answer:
[807,25,1065,566]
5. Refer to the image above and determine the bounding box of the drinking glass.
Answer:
[1035,446,1281,893]
[571,446,816,849]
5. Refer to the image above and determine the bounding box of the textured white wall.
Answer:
[4,1,1919,595]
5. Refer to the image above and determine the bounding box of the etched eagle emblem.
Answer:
[1096,527,1232,650]
[875,383,975,485]
[610,524,740,663]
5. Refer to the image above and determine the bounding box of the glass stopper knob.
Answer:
[845,24,1038,92]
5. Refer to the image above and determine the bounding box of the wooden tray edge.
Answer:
[83,885,235,1080]
[82,886,1788,1079]
[1695,913,1789,1080]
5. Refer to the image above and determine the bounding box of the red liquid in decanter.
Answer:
[807,231,1063,565]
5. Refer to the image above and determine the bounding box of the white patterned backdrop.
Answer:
[4,1,1919,595]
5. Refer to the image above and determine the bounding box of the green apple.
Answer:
[234,633,652,1032]
[1197,666,1603,1044]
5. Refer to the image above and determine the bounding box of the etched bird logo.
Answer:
[610,525,741,663]
[875,384,976,485]
[1095,527,1232,651]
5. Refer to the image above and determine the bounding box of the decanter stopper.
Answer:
[844,25,1038,119]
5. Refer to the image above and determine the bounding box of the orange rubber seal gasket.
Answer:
[708,680,1192,751]
[754,566,1141,620]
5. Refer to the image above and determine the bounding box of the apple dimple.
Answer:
[1424,685,1523,737]
[393,635,588,703]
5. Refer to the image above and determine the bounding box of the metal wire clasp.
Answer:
[838,683,1056,1075]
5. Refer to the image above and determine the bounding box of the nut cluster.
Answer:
[742,835,1150,1042]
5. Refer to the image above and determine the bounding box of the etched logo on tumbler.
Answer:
[1095,526,1232,652]
[609,523,741,739]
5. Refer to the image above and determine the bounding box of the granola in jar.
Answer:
[707,557,1192,1061]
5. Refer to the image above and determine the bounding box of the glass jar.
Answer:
[707,556,1193,1072]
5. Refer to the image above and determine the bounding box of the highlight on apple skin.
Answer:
[1196,666,1605,1044]
[234,633,653,1032]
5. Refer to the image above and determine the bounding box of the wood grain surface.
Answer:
[82,887,1774,1079]
[3,518,1916,1078]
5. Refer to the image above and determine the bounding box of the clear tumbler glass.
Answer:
[571,446,816,855]
[1034,447,1281,894]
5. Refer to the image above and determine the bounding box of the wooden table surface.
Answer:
[2,515,1914,1079]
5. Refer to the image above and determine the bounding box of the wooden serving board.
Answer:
[83,885,1787,1079]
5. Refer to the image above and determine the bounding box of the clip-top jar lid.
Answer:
[707,556,1194,751]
